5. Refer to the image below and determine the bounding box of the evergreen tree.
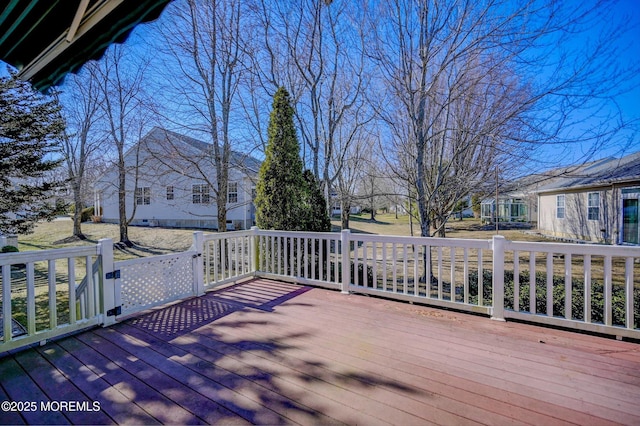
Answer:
[0,74,65,235]
[301,170,331,232]
[255,87,307,230]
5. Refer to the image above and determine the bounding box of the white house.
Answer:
[94,127,260,230]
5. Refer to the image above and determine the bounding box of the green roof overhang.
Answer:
[0,0,171,92]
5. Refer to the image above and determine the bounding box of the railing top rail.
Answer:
[0,245,99,266]
[202,230,254,241]
[254,229,338,239]
[351,233,493,249]
[506,240,640,257]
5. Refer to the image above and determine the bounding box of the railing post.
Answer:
[251,226,259,275]
[192,231,205,296]
[99,238,117,327]
[491,235,505,321]
[341,229,351,294]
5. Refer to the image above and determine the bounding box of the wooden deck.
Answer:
[1,278,639,425]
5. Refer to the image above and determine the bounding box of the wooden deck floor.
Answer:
[1,278,640,425]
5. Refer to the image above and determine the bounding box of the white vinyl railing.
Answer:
[254,229,342,291]
[2,228,639,354]
[0,244,103,352]
[199,230,254,289]
[246,229,638,338]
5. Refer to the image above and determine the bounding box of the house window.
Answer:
[588,192,600,221]
[228,182,238,203]
[166,186,174,200]
[135,187,150,205]
[192,184,210,204]
[556,195,565,219]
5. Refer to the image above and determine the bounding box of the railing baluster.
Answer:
[546,253,553,316]
[311,238,316,281]
[86,256,95,318]
[235,237,239,277]
[413,244,419,296]
[392,243,397,293]
[372,242,377,289]
[205,241,211,286]
[584,255,591,323]
[318,238,324,281]
[565,254,572,320]
[26,262,36,335]
[48,259,57,329]
[437,246,443,300]
[530,252,536,314]
[270,235,275,274]
[604,255,612,326]
[477,249,483,306]
[2,265,12,342]
[450,247,456,301]
[513,250,519,312]
[425,245,431,298]
[304,237,309,279]
[463,247,469,304]
[382,242,388,291]
[296,237,301,278]
[625,257,634,329]
[68,258,76,324]
[403,244,408,294]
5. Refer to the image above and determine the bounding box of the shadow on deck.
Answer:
[1,278,639,424]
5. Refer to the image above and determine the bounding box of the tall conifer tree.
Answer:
[255,87,306,230]
[0,74,65,235]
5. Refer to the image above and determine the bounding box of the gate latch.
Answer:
[106,270,120,279]
[107,306,122,317]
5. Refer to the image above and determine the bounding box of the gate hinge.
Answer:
[107,306,122,317]
[106,270,120,279]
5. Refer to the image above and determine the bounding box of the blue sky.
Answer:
[1,0,639,168]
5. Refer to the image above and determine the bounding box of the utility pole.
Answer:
[495,165,499,234]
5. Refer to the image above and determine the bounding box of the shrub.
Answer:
[81,206,94,222]
[1,245,19,253]
[466,270,640,328]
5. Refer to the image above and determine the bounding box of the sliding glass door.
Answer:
[623,199,639,244]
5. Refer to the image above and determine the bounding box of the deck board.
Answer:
[1,278,639,425]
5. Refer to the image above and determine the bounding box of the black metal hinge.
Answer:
[106,270,120,279]
[107,306,122,317]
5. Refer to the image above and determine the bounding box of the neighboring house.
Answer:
[330,192,362,216]
[94,127,260,231]
[535,152,640,245]
[479,151,640,245]
[480,194,535,224]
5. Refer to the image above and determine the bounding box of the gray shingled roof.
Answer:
[145,127,261,173]
[534,151,640,193]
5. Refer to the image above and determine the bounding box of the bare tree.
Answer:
[252,0,372,213]
[94,46,152,245]
[56,63,106,238]
[153,0,246,232]
[373,0,637,237]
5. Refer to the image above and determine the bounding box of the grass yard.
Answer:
[18,218,196,260]
[17,214,550,258]
[337,213,551,242]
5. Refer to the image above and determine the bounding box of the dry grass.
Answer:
[17,215,552,260]
[18,218,196,261]
[336,213,553,242]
